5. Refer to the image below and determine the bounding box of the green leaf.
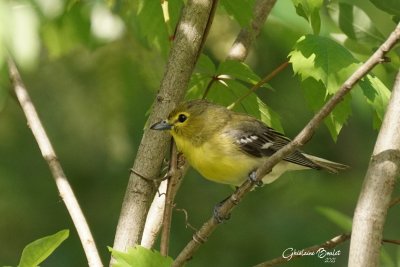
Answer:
[220,0,254,27]
[136,0,169,55]
[42,2,92,58]
[358,74,391,129]
[257,98,284,132]
[196,54,216,75]
[328,2,385,46]
[289,35,358,94]
[316,207,352,231]
[289,35,356,139]
[168,0,184,33]
[292,0,323,34]
[18,229,69,267]
[301,78,351,141]
[217,60,260,85]
[370,0,400,16]
[109,245,173,267]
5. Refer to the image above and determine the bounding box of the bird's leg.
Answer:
[248,171,263,187]
[213,188,240,223]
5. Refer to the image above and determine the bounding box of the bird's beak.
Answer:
[150,120,172,131]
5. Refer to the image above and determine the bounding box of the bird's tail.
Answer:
[303,154,349,173]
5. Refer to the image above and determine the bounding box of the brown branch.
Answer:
[227,0,277,61]
[7,58,103,267]
[382,239,400,246]
[389,196,400,208]
[349,65,400,265]
[253,233,350,267]
[112,0,219,259]
[228,61,289,110]
[172,22,400,267]
[160,143,189,256]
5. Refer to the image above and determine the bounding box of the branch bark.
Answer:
[112,0,218,257]
[7,58,103,267]
[172,22,400,267]
[348,69,400,266]
[227,0,277,61]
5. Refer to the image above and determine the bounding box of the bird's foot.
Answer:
[213,196,234,223]
[248,171,263,187]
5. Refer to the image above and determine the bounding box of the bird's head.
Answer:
[150,100,229,142]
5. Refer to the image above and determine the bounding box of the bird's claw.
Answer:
[248,171,263,187]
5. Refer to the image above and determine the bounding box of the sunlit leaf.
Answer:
[1,1,40,69]
[18,229,69,267]
[292,0,323,34]
[109,245,173,267]
[257,97,283,132]
[316,207,352,231]
[289,35,358,94]
[358,74,391,129]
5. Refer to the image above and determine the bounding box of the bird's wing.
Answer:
[224,117,321,170]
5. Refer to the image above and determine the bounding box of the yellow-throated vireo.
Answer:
[151,100,348,186]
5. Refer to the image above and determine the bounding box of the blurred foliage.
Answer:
[0,0,399,266]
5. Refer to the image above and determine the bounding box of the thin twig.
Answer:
[202,76,218,99]
[253,233,350,267]
[175,208,199,232]
[389,196,400,208]
[160,142,188,256]
[228,61,289,110]
[382,239,400,245]
[7,58,103,267]
[172,22,400,267]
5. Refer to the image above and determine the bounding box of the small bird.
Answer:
[151,100,348,186]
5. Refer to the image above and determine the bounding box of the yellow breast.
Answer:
[172,132,263,186]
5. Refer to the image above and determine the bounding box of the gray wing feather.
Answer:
[225,118,321,170]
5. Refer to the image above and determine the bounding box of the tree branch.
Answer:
[172,22,400,267]
[160,144,188,256]
[140,179,168,249]
[348,69,400,266]
[7,58,103,267]
[112,0,218,257]
[227,0,277,61]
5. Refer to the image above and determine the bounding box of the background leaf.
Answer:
[220,0,254,27]
[370,0,400,17]
[18,229,69,267]
[328,2,385,47]
[358,74,391,129]
[291,0,323,34]
[316,207,352,231]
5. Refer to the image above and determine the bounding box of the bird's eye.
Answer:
[178,114,187,123]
